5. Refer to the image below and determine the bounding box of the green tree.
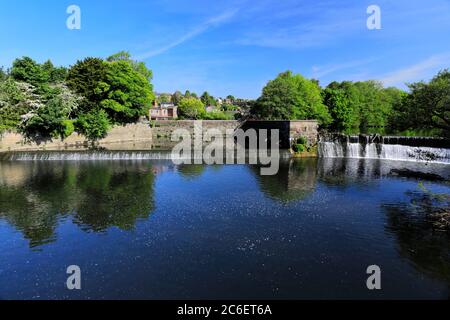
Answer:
[353,81,395,133]
[253,71,331,125]
[19,85,80,139]
[178,97,205,119]
[226,95,235,103]
[75,109,111,140]
[0,67,7,81]
[200,91,216,106]
[322,81,360,132]
[42,60,67,83]
[66,57,109,113]
[391,69,450,136]
[10,57,49,86]
[0,79,26,131]
[101,60,154,123]
[107,51,153,81]
[158,93,171,103]
[172,91,183,105]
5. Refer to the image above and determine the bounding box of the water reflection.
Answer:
[383,187,450,285]
[0,161,155,247]
[250,158,317,203]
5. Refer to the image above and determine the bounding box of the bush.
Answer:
[292,136,308,153]
[202,111,234,120]
[75,109,110,140]
[61,120,75,138]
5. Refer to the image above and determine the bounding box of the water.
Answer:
[319,135,450,164]
[0,158,449,299]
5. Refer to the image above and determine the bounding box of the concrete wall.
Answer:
[0,120,318,152]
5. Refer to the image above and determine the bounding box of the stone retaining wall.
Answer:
[0,120,319,152]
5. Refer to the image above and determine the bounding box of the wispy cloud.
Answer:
[135,9,238,60]
[236,4,364,49]
[311,57,378,79]
[380,53,450,86]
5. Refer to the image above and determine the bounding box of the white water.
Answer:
[319,141,450,164]
[0,150,293,161]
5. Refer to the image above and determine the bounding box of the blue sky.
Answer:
[1,0,450,98]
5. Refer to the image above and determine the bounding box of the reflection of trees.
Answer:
[0,162,155,247]
[317,158,383,187]
[177,164,207,180]
[383,187,450,284]
[250,158,317,203]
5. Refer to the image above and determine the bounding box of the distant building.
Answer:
[149,102,178,120]
[205,105,217,113]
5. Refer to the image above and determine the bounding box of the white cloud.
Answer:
[312,57,378,79]
[135,9,238,60]
[380,53,450,86]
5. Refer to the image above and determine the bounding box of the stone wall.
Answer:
[0,120,319,152]
[0,123,153,152]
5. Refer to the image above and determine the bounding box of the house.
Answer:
[149,102,178,120]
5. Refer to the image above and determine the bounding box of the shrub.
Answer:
[75,109,110,140]
[61,120,75,138]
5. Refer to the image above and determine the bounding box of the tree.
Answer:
[322,81,360,132]
[353,81,396,133]
[66,57,108,113]
[252,71,331,125]
[171,91,183,105]
[75,109,110,140]
[391,69,450,136]
[0,79,26,131]
[42,60,67,83]
[107,51,153,81]
[101,60,154,123]
[19,84,80,139]
[158,93,171,103]
[0,67,7,81]
[10,57,49,86]
[226,95,235,103]
[178,97,205,119]
[200,91,216,106]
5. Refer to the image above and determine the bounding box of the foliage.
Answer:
[75,109,110,140]
[106,51,153,81]
[178,97,205,119]
[322,81,360,132]
[253,71,332,125]
[0,79,26,131]
[200,91,216,106]
[66,57,108,113]
[101,60,154,123]
[390,69,450,137]
[171,91,183,105]
[10,57,49,86]
[202,110,234,120]
[158,93,171,103]
[353,81,395,133]
[19,85,80,139]
[292,136,307,153]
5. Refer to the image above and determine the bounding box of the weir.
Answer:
[318,134,450,164]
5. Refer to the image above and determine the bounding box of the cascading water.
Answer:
[0,149,293,161]
[318,134,450,164]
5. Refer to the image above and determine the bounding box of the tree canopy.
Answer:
[390,70,449,137]
[252,71,331,126]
